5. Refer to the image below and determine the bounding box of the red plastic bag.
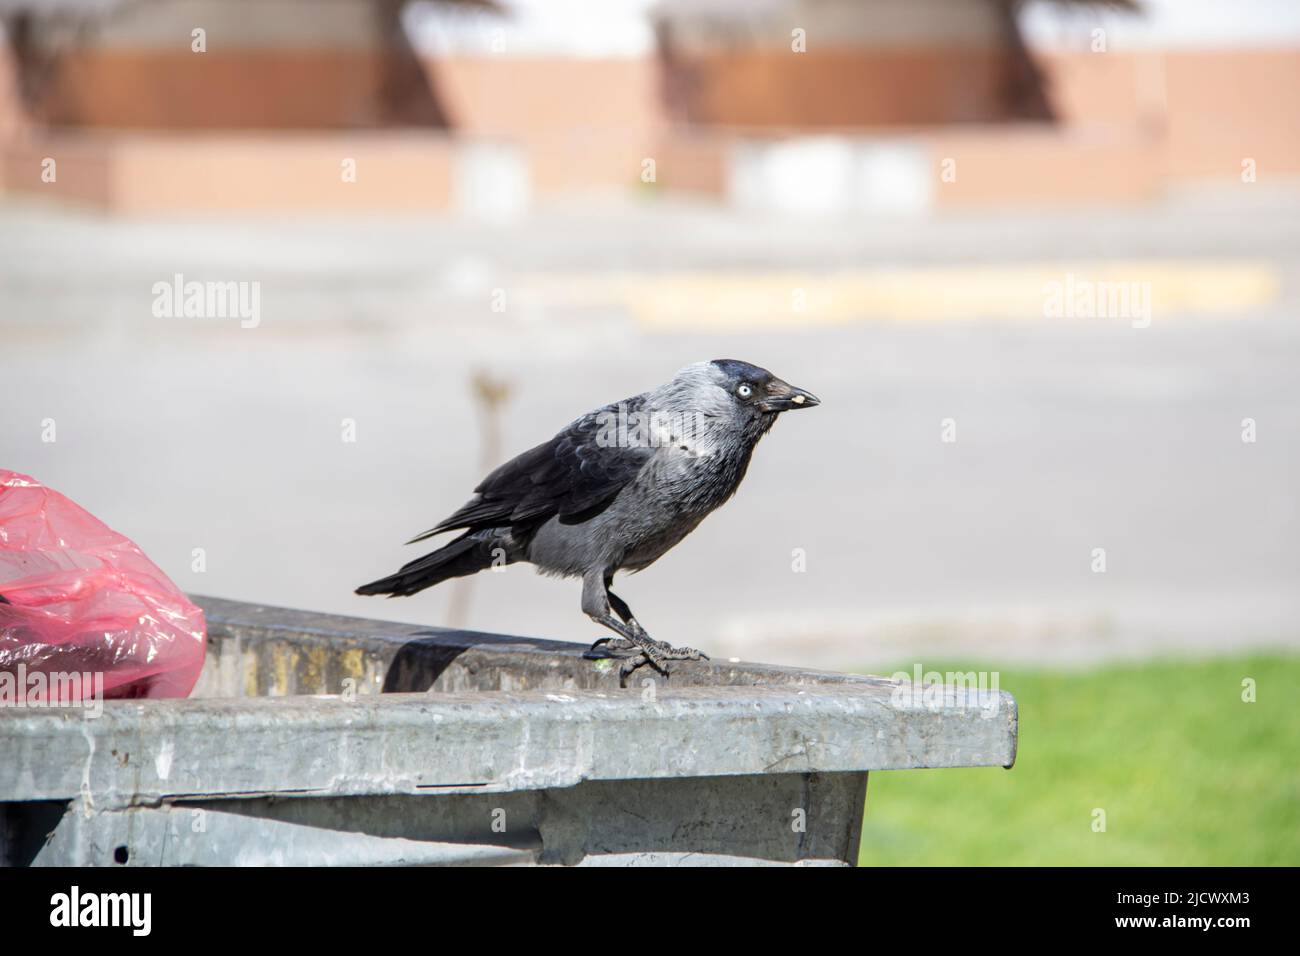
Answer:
[0,470,205,702]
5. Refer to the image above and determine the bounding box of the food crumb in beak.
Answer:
[791,395,805,404]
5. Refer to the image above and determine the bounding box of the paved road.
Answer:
[3,192,1298,669]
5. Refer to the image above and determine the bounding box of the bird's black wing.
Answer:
[407,401,654,543]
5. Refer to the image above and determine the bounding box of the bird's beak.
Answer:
[760,379,821,413]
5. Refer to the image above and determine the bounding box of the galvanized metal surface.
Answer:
[31,772,867,867]
[1,597,1017,866]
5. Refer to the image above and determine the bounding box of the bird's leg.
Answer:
[587,574,649,654]
[593,587,650,652]
[584,575,710,683]
[609,590,709,662]
[582,574,669,686]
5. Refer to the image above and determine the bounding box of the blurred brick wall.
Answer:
[659,49,1018,128]
[426,56,660,194]
[2,133,455,213]
[33,52,399,129]
[1042,49,1300,177]
[2,39,1297,212]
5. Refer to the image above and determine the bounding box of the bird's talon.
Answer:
[618,652,662,687]
[660,644,708,662]
[588,636,639,656]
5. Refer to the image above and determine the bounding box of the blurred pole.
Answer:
[444,369,512,629]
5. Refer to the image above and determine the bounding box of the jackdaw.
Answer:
[356,359,819,684]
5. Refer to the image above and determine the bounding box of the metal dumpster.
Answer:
[1,596,1017,866]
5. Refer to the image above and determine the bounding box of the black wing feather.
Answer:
[406,402,653,543]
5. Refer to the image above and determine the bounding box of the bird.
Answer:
[356,359,820,685]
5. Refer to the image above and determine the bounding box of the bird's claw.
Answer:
[636,639,708,662]
[618,652,667,688]
[658,644,709,662]
[611,640,709,687]
[588,636,638,655]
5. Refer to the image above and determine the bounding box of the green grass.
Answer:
[857,654,1300,865]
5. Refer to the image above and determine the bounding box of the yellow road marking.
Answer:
[518,261,1280,328]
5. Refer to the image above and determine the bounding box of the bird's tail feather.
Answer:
[354,533,501,597]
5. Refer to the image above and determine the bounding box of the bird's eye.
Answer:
[737,384,753,399]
